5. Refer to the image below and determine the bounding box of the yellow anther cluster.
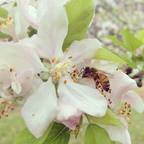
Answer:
[0,16,13,29]
[51,60,72,81]
[51,71,62,81]
[119,102,132,119]
[54,60,71,72]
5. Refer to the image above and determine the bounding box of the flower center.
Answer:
[50,59,72,82]
[39,57,82,83]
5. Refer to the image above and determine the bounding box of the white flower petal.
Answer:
[64,39,102,64]
[11,81,22,94]
[13,0,29,39]
[21,78,58,138]
[100,124,131,144]
[91,60,118,74]
[58,78,107,117]
[17,70,41,96]
[123,91,144,113]
[18,0,38,28]
[110,71,137,107]
[22,35,51,58]
[0,42,44,72]
[38,4,68,59]
[18,0,68,28]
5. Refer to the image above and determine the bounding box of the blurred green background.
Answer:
[0,110,144,144]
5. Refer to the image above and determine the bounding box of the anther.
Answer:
[64,80,67,84]
[51,58,57,64]
[10,68,13,72]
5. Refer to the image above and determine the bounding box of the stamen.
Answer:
[64,80,67,84]
[82,67,111,93]
[51,58,57,64]
[119,102,132,120]
[0,99,15,118]
[51,59,72,82]
[9,68,13,72]
[70,69,80,83]
[52,71,61,81]
[0,16,13,29]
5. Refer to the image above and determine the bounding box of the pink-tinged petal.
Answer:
[56,98,82,130]
[123,91,144,113]
[37,4,68,59]
[17,70,42,96]
[21,78,58,138]
[100,118,131,144]
[58,77,107,117]
[0,66,11,89]
[64,39,102,64]
[110,71,137,107]
[0,42,44,72]
[62,115,81,130]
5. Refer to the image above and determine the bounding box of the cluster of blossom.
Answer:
[0,0,144,144]
[89,0,144,39]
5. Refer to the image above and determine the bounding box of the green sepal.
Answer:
[95,48,127,64]
[15,122,70,144]
[121,29,143,52]
[84,124,114,144]
[0,31,11,39]
[42,122,70,144]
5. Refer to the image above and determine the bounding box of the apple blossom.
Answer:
[0,1,143,144]
[20,1,107,138]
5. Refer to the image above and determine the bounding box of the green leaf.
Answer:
[15,123,53,144]
[63,0,94,50]
[0,7,8,18]
[87,109,122,126]
[15,123,70,144]
[121,29,143,52]
[43,123,70,144]
[136,29,144,43]
[95,48,127,64]
[0,31,11,39]
[15,128,37,144]
[107,35,125,48]
[85,124,114,144]
[107,29,143,53]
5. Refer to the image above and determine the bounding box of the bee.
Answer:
[82,67,111,93]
